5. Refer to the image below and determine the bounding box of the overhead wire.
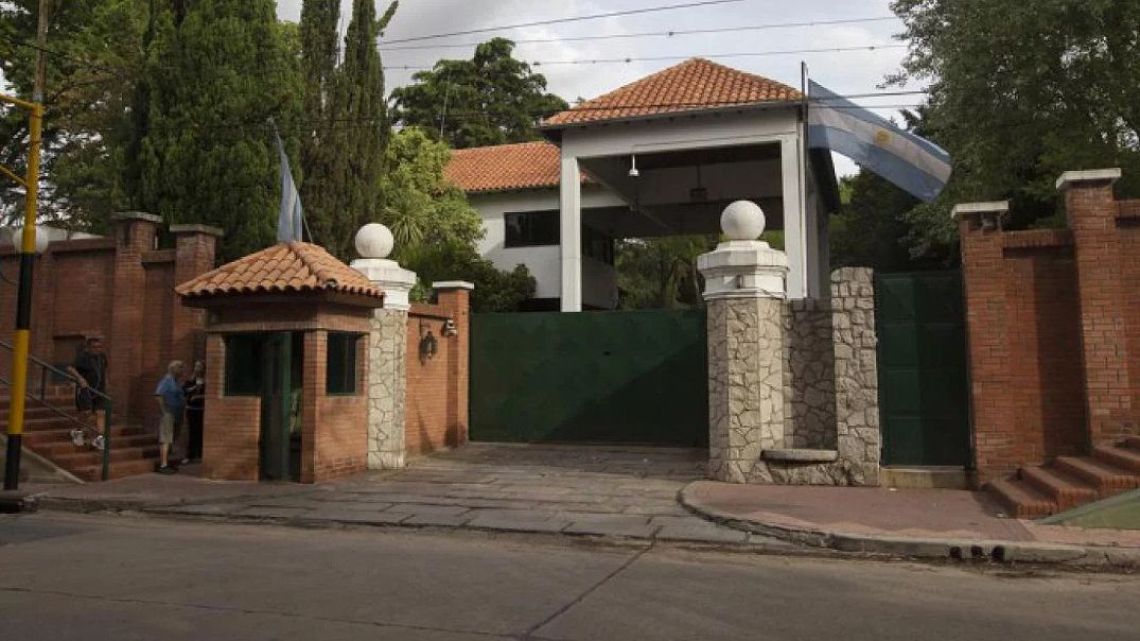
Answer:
[381,16,902,51]
[381,0,746,45]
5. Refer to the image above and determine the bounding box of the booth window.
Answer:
[224,334,263,396]
[327,332,361,395]
[504,210,559,247]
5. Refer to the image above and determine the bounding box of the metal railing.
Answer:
[0,340,113,480]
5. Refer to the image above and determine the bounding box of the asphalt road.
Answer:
[1,513,1138,641]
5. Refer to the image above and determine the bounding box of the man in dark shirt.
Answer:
[67,335,108,450]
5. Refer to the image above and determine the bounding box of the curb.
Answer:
[678,482,1140,570]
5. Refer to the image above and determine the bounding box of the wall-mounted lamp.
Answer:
[628,154,640,178]
[442,319,458,338]
[418,320,439,364]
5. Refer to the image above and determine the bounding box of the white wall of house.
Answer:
[470,187,625,307]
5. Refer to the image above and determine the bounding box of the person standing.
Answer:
[154,360,186,474]
[66,335,108,450]
[181,360,205,464]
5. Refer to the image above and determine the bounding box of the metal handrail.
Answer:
[0,341,114,480]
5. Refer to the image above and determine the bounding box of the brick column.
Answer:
[1058,168,1135,444]
[698,202,788,483]
[953,201,1012,483]
[169,225,222,367]
[107,212,161,419]
[434,281,473,448]
[350,251,417,470]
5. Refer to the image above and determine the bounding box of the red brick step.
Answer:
[1020,466,1098,511]
[1054,456,1140,495]
[1094,444,1140,474]
[988,478,1057,519]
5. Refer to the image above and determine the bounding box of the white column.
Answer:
[780,135,807,299]
[560,154,583,312]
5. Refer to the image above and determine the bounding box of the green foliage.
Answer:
[390,38,568,149]
[410,247,536,313]
[0,0,148,227]
[616,236,715,310]
[889,0,1140,260]
[378,127,483,260]
[378,127,532,312]
[830,172,941,271]
[138,0,302,261]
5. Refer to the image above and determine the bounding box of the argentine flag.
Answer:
[270,118,304,243]
[807,81,951,203]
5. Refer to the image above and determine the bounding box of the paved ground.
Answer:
[2,512,1140,641]
[35,444,778,546]
[683,481,1140,550]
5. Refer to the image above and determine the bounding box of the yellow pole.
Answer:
[2,103,42,491]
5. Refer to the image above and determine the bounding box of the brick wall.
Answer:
[959,172,1140,484]
[404,287,470,458]
[201,333,260,481]
[0,217,218,427]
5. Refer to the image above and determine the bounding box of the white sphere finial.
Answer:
[355,223,394,259]
[11,226,50,254]
[720,200,766,241]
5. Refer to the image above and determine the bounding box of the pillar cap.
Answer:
[170,223,225,238]
[432,281,475,291]
[1056,168,1121,191]
[111,211,163,224]
[950,201,1009,220]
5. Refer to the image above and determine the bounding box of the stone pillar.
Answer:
[1058,169,1136,445]
[831,267,881,487]
[698,201,789,483]
[350,224,416,470]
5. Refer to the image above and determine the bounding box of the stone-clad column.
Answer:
[698,201,789,483]
[351,224,416,470]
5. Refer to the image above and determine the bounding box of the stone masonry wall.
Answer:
[783,299,836,449]
[367,310,408,469]
[707,296,786,483]
[831,267,881,486]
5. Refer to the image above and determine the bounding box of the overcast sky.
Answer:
[276,0,914,175]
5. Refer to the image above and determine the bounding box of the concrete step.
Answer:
[1094,444,1140,474]
[1121,435,1140,452]
[1020,466,1098,511]
[30,433,154,457]
[1055,456,1140,495]
[987,478,1057,519]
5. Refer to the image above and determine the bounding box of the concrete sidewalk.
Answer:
[681,481,1140,568]
[28,444,791,550]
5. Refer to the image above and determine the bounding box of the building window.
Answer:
[326,332,361,395]
[582,226,614,265]
[505,210,559,247]
[224,334,263,396]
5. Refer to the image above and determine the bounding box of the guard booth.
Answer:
[176,242,384,483]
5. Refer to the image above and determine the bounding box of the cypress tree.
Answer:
[298,0,339,246]
[139,0,301,260]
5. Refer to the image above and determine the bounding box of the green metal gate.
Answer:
[470,309,708,446]
[876,271,971,467]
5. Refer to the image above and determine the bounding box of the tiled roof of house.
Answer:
[445,141,586,193]
[176,242,383,301]
[544,58,801,127]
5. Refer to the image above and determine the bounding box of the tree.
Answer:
[615,236,714,310]
[889,0,1140,260]
[137,0,302,261]
[378,127,534,313]
[0,0,148,227]
[297,0,339,245]
[304,0,397,259]
[390,38,568,149]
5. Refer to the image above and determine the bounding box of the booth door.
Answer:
[260,332,299,481]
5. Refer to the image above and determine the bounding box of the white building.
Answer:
[444,58,840,312]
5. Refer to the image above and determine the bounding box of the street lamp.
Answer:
[0,92,44,503]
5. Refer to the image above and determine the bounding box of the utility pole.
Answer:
[1,0,48,499]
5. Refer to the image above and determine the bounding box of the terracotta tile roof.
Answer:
[544,58,801,127]
[176,242,383,301]
[445,141,586,193]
